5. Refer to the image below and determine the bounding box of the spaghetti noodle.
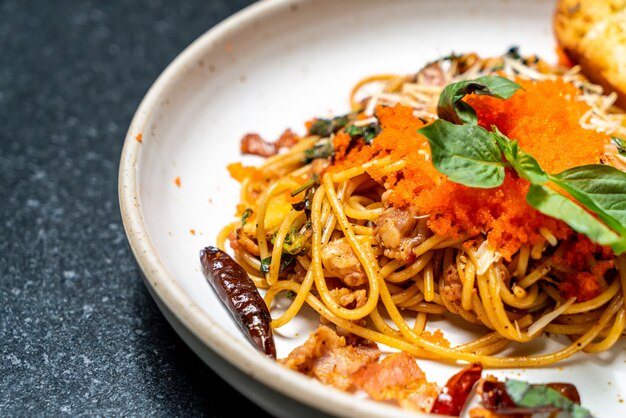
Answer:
[218,50,626,368]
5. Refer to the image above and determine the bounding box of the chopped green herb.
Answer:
[259,254,296,274]
[292,186,316,218]
[285,290,297,299]
[506,46,522,61]
[345,122,380,145]
[309,115,351,137]
[290,177,318,197]
[612,136,626,156]
[282,222,312,255]
[304,138,334,163]
[505,379,594,418]
[241,208,253,226]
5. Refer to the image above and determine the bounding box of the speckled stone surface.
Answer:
[0,0,274,415]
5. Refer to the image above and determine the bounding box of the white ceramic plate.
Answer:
[119,0,626,416]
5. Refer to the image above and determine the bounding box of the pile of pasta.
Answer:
[220,50,626,371]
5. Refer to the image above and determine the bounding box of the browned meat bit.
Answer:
[329,287,367,309]
[287,260,307,284]
[351,351,441,413]
[240,129,299,157]
[232,227,260,256]
[321,241,368,286]
[280,325,381,391]
[279,325,347,373]
[241,133,277,157]
[274,128,297,149]
[311,345,380,390]
[416,62,447,87]
[374,207,427,262]
[442,264,463,305]
[199,246,276,359]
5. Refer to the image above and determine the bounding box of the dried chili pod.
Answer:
[431,363,483,416]
[200,246,276,359]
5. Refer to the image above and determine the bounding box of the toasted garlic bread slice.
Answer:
[554,0,626,107]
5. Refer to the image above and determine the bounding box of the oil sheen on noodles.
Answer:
[218,52,626,368]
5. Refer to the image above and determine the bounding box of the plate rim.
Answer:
[118,0,431,417]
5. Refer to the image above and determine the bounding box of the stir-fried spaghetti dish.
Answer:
[204,48,626,415]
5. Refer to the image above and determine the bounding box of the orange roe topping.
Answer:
[227,162,262,182]
[553,236,615,301]
[135,133,143,143]
[329,78,611,261]
[419,329,450,348]
[467,78,607,173]
[189,229,196,235]
[174,176,181,187]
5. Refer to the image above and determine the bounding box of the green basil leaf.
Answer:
[505,380,594,418]
[437,75,523,125]
[418,119,505,188]
[611,136,626,156]
[549,164,626,237]
[491,127,548,185]
[526,184,626,254]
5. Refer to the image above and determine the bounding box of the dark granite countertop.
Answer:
[0,0,274,415]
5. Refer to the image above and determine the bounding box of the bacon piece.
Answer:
[416,61,447,87]
[240,129,298,157]
[311,345,381,391]
[241,133,277,157]
[280,325,381,391]
[351,352,441,412]
[274,129,297,149]
[279,325,346,373]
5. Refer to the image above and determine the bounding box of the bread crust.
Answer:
[554,0,626,107]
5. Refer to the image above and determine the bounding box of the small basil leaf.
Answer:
[259,256,271,273]
[437,75,523,125]
[505,380,594,418]
[491,127,548,185]
[309,114,350,137]
[259,254,296,274]
[526,184,626,254]
[304,138,334,163]
[418,119,505,188]
[612,136,626,156]
[241,208,253,226]
[345,123,380,145]
[549,164,626,236]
